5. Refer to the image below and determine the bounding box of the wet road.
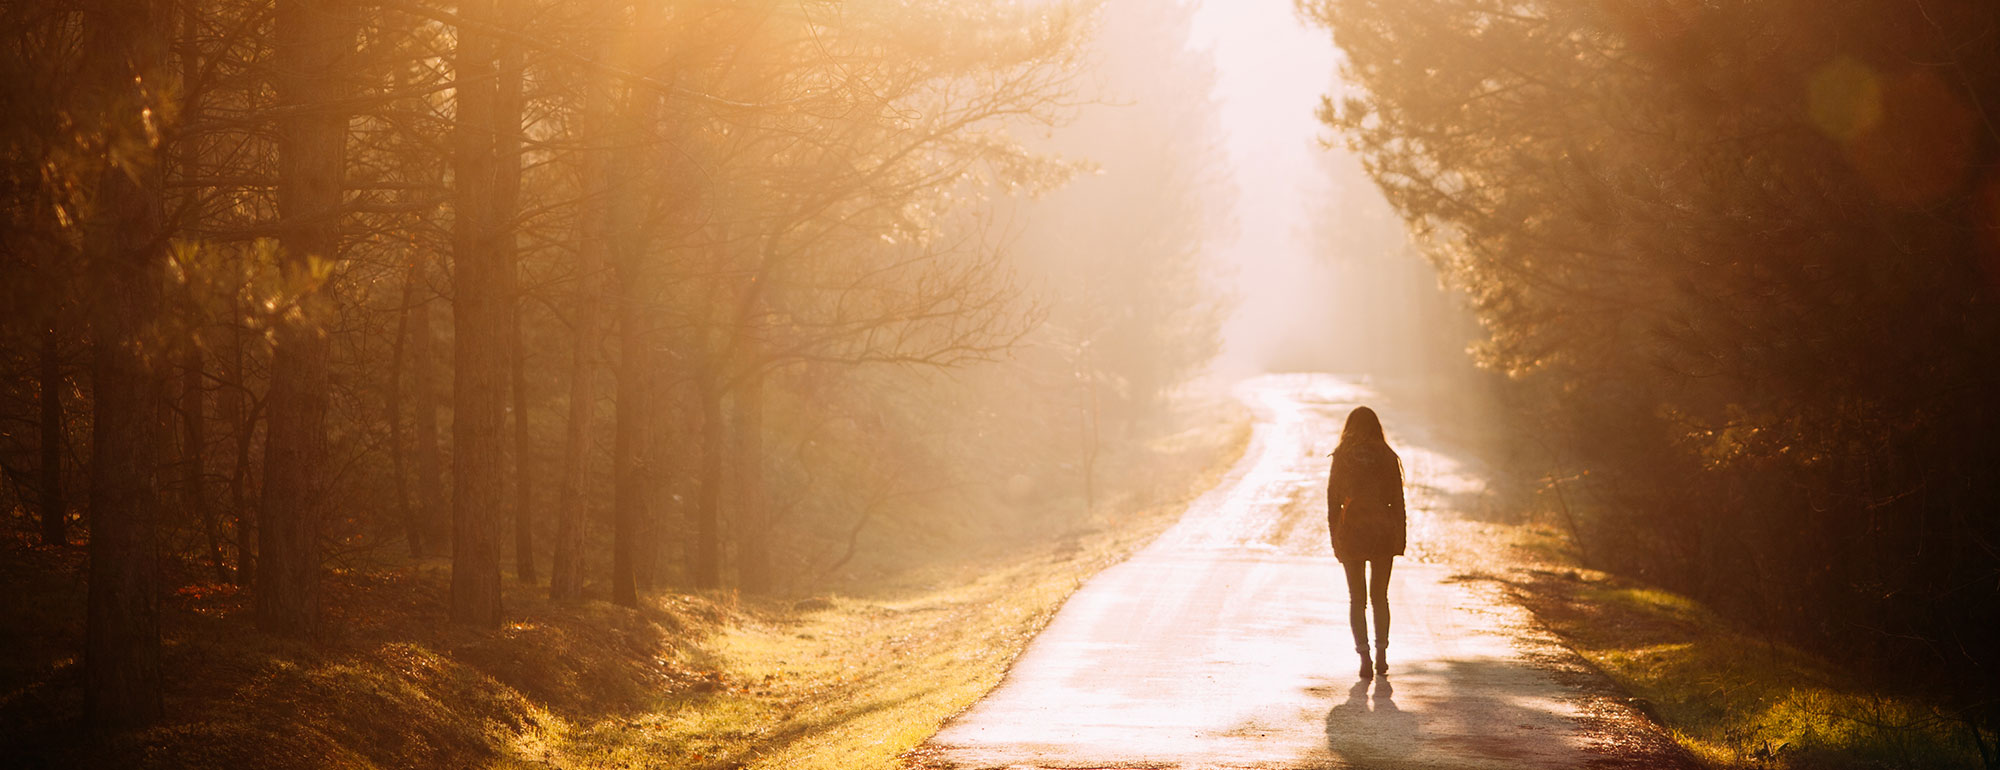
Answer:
[920,374,1670,769]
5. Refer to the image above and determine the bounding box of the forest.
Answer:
[1304,0,2000,752]
[9,0,2000,766]
[0,0,1227,751]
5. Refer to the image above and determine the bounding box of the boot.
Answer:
[1357,646,1374,681]
[1374,641,1389,676]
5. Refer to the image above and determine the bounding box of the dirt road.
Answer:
[918,374,1687,769]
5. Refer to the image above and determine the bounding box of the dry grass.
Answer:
[542,408,1253,770]
[0,405,1252,770]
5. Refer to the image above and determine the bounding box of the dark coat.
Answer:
[1327,447,1407,562]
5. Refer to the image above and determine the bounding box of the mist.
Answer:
[10,0,1999,765]
[1192,0,1345,377]
[1180,2,1475,389]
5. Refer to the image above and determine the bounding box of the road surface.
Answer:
[918,374,1686,769]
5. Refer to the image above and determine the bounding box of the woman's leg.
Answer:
[1369,557,1394,646]
[1370,557,1394,674]
[1341,559,1370,652]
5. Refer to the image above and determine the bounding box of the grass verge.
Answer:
[577,409,1253,770]
[1471,522,1991,769]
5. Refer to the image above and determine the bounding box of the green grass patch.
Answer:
[1504,551,1988,769]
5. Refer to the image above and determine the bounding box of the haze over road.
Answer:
[921,374,1682,770]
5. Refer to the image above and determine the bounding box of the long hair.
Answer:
[1333,406,1398,468]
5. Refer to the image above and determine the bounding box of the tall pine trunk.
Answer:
[734,311,770,592]
[258,0,352,637]
[410,270,447,554]
[450,0,508,626]
[548,87,608,603]
[724,241,766,592]
[35,172,68,548]
[82,0,170,728]
[390,37,446,559]
[219,299,254,586]
[495,43,536,585]
[173,0,222,585]
[389,262,421,556]
[38,327,64,546]
[183,346,224,584]
[735,371,769,593]
[508,270,535,584]
[605,60,657,606]
[693,373,723,590]
[609,242,649,607]
[84,166,168,730]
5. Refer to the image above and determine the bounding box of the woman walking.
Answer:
[1326,406,1407,680]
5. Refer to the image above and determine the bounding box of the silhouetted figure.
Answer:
[1326,406,1407,680]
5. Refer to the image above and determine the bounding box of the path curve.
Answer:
[918,374,1686,769]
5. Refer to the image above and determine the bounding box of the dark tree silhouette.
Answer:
[257,0,354,638]
[1304,0,2000,726]
[81,0,171,728]
[447,0,511,627]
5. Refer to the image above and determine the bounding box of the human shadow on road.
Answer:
[1319,657,1605,769]
[1324,677,1420,765]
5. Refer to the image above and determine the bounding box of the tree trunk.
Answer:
[171,0,222,585]
[547,303,600,600]
[1085,366,1100,514]
[548,90,608,604]
[634,404,660,592]
[183,346,225,584]
[724,233,766,592]
[410,271,447,555]
[389,262,421,556]
[38,327,65,546]
[449,0,507,627]
[219,308,255,586]
[82,0,170,729]
[84,169,169,729]
[509,291,536,583]
[495,42,536,585]
[694,375,724,590]
[259,0,351,638]
[604,58,659,604]
[632,331,663,593]
[388,23,445,560]
[609,249,649,608]
[735,364,770,593]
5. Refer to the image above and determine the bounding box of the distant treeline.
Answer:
[0,0,1221,731]
[1306,0,2000,740]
